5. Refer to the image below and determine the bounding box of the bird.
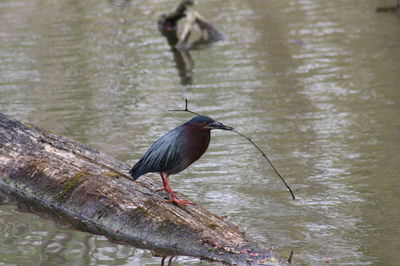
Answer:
[129,115,233,206]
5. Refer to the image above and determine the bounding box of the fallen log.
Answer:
[0,113,283,265]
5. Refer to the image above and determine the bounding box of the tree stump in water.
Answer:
[0,113,284,265]
[158,0,223,50]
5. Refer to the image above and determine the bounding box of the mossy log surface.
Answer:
[0,113,283,265]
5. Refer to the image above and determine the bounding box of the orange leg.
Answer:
[159,173,195,206]
[156,173,177,193]
[155,173,168,192]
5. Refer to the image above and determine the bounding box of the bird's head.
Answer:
[183,115,233,131]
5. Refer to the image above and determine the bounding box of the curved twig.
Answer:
[169,99,296,200]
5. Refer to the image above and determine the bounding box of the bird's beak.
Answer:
[208,121,234,131]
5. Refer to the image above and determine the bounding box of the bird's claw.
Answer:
[155,187,176,193]
[164,198,196,206]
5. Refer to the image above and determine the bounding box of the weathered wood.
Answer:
[0,113,283,265]
[193,11,224,41]
[158,0,194,31]
[175,4,197,50]
[158,0,223,50]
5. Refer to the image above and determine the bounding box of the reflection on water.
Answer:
[1,0,400,265]
[159,28,194,85]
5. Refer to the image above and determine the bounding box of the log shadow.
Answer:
[376,0,400,12]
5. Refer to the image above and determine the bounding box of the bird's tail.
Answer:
[129,160,143,180]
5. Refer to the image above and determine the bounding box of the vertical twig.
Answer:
[288,250,294,264]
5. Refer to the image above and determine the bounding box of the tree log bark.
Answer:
[0,113,283,265]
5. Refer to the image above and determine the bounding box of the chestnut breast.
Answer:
[178,123,211,171]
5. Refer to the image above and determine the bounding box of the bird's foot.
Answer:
[164,198,196,206]
[155,187,176,193]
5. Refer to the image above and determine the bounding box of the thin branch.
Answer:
[169,99,296,200]
[232,129,296,200]
[288,250,294,264]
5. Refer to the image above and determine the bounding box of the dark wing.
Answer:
[129,127,184,180]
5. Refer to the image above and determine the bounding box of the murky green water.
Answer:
[1,0,399,265]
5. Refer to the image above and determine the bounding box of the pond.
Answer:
[1,0,399,265]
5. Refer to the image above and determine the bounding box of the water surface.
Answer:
[1,0,399,265]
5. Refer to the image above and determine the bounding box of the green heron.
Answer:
[130,115,233,206]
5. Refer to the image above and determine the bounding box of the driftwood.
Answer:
[158,0,192,31]
[158,0,223,50]
[0,113,283,265]
[158,1,223,85]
